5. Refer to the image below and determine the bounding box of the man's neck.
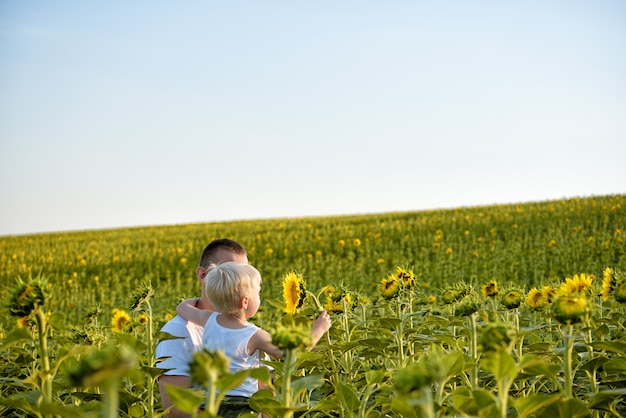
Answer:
[196,297,214,311]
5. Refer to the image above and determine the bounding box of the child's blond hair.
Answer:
[205,262,261,314]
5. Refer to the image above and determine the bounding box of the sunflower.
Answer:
[552,296,588,324]
[324,299,343,313]
[394,266,416,289]
[501,289,523,309]
[481,280,499,298]
[601,267,615,302]
[381,275,401,299]
[271,322,312,351]
[282,272,306,315]
[540,286,556,303]
[137,313,149,324]
[8,277,48,317]
[526,288,547,310]
[559,274,593,297]
[111,309,131,332]
[614,281,626,304]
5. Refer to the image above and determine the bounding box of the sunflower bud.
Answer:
[129,282,154,311]
[614,281,626,304]
[188,349,231,387]
[7,277,48,317]
[454,300,481,317]
[481,281,499,298]
[551,296,588,324]
[393,361,432,393]
[66,342,136,387]
[501,290,524,310]
[480,323,516,353]
[271,323,311,351]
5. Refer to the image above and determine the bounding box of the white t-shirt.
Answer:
[155,315,204,376]
[202,313,261,397]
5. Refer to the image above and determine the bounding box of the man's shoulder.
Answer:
[160,315,191,336]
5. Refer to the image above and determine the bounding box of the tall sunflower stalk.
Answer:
[551,274,592,398]
[130,282,156,418]
[281,271,337,375]
[8,277,53,413]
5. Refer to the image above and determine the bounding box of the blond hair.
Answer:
[205,262,261,314]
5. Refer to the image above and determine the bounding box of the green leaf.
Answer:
[448,386,478,415]
[579,356,609,373]
[164,385,204,414]
[360,337,391,350]
[334,381,360,413]
[378,317,402,329]
[590,341,626,357]
[471,389,499,417]
[48,311,65,330]
[290,373,324,396]
[514,394,560,418]
[0,327,32,349]
[480,350,518,381]
[390,395,419,418]
[249,389,289,417]
[140,365,167,379]
[587,388,626,409]
[541,397,589,418]
[517,353,560,380]
[439,351,472,382]
[365,369,385,385]
[155,331,185,342]
[603,357,626,373]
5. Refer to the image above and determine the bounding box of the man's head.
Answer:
[196,238,248,281]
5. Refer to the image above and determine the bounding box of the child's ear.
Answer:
[241,296,249,309]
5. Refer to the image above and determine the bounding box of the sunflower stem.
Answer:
[34,307,53,412]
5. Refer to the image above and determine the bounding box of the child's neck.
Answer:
[217,311,248,329]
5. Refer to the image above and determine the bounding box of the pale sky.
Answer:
[1,1,625,236]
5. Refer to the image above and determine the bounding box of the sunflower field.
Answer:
[1,194,625,417]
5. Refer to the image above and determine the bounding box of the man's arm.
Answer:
[158,375,192,418]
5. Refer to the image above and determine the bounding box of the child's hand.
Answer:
[176,297,199,315]
[179,297,200,307]
[310,310,332,346]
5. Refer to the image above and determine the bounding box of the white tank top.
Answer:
[201,313,261,397]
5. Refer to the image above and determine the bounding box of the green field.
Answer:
[1,194,625,417]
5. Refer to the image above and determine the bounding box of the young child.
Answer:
[176,262,331,414]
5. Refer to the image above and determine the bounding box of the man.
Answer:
[156,238,248,418]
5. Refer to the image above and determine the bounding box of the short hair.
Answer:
[198,238,247,267]
[205,262,261,314]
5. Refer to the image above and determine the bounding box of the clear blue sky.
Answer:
[1,1,625,236]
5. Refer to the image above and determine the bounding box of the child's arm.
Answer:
[249,329,284,359]
[310,310,332,348]
[176,298,213,326]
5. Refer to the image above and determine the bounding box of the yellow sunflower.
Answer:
[324,299,343,314]
[381,275,401,299]
[501,289,523,309]
[481,280,499,297]
[559,274,594,296]
[282,272,306,315]
[541,286,556,303]
[601,267,614,302]
[526,288,547,310]
[395,266,416,289]
[552,296,588,324]
[111,309,131,332]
